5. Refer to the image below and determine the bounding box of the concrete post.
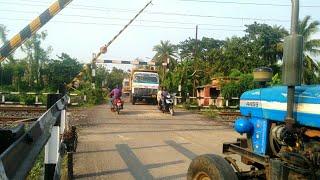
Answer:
[44,94,61,180]
[1,95,4,103]
[35,95,39,104]
[60,109,66,134]
[44,126,60,180]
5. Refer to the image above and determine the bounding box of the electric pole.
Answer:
[193,25,198,97]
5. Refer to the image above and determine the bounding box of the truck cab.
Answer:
[131,70,159,105]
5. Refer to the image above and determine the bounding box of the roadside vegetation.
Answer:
[152,17,320,98]
[1,16,319,102]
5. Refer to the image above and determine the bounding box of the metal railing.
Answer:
[0,94,72,180]
[0,92,84,106]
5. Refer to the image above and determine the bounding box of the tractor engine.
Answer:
[234,85,320,177]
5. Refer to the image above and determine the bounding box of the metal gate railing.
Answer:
[0,94,71,180]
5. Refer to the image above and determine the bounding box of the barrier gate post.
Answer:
[44,94,62,180]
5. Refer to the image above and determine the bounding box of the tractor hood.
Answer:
[240,85,320,128]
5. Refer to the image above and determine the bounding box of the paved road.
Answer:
[72,104,242,180]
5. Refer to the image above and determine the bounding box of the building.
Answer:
[196,77,239,107]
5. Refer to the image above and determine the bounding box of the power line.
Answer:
[0,17,245,32]
[0,9,246,28]
[147,12,288,22]
[8,0,320,8]
[177,0,320,8]
[0,1,137,12]
[0,7,290,23]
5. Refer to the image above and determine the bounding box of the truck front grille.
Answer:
[134,88,157,96]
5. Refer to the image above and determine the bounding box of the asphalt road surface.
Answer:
[72,103,242,180]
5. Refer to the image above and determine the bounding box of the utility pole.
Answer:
[194,25,198,59]
[193,25,198,97]
[92,53,97,89]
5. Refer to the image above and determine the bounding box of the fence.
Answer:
[175,96,240,109]
[0,92,85,106]
[0,94,76,179]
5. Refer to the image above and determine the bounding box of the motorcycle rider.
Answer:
[109,85,122,110]
[161,87,169,108]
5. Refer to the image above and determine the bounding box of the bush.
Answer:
[221,73,255,100]
[21,95,36,105]
[5,94,20,102]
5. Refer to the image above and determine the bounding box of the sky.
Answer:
[0,0,320,69]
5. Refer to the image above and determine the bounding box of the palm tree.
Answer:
[298,16,320,84]
[153,40,177,84]
[153,40,177,66]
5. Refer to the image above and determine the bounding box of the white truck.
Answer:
[130,69,159,105]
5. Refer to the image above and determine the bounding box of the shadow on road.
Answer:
[78,122,225,127]
[74,160,185,179]
[75,143,190,155]
[81,127,231,135]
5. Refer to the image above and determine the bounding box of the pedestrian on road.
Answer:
[157,86,163,108]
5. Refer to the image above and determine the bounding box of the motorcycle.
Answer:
[111,98,123,114]
[160,94,174,116]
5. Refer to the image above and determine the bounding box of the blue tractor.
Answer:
[187,1,320,179]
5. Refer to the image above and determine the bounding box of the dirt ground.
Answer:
[69,103,243,180]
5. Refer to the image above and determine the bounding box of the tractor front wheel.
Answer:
[187,154,238,180]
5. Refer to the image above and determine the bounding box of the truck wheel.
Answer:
[132,98,136,105]
[187,154,238,180]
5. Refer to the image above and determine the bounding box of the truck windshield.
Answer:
[133,73,159,84]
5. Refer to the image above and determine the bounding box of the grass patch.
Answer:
[61,155,69,180]
[26,150,44,180]
[200,109,218,119]
[25,149,70,179]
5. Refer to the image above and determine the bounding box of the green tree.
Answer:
[21,31,51,89]
[44,53,82,90]
[298,16,320,84]
[245,22,288,66]
[105,67,128,90]
[178,37,224,61]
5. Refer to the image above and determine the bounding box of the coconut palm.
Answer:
[299,16,320,55]
[153,40,177,85]
[298,16,320,84]
[153,40,177,69]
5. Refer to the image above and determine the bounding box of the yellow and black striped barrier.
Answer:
[0,0,73,62]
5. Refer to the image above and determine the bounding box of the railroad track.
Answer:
[0,106,46,112]
[218,111,241,116]
[0,117,38,122]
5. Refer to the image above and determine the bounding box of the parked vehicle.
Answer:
[187,2,320,179]
[160,94,174,116]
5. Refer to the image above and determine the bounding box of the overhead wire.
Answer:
[177,0,320,8]
[6,0,320,8]
[0,9,248,28]
[0,8,290,23]
[0,17,245,32]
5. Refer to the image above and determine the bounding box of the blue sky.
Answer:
[0,0,319,68]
